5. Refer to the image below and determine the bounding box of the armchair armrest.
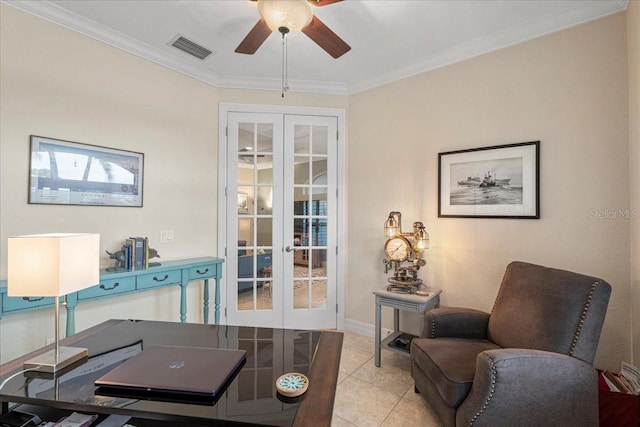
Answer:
[456,349,598,427]
[422,307,490,339]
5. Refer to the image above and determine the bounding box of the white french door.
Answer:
[222,109,339,330]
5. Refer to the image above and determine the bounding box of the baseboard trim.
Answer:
[343,317,392,338]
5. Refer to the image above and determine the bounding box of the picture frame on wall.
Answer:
[438,141,540,218]
[29,135,144,207]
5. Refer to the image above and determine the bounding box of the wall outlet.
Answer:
[160,230,174,243]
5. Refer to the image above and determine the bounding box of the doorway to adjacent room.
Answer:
[219,105,344,330]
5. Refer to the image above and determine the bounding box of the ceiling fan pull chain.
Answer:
[284,33,289,94]
[279,26,290,98]
[281,31,285,97]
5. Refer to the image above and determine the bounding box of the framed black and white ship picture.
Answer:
[438,141,540,219]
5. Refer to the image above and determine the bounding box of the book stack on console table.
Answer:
[598,361,640,427]
[122,237,150,270]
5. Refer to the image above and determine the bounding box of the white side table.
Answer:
[373,287,442,367]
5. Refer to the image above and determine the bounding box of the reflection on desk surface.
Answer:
[0,319,337,427]
[28,341,142,407]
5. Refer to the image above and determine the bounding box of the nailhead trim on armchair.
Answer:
[569,281,598,357]
[469,353,497,426]
[430,311,437,338]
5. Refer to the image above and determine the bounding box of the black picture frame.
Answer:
[438,141,540,218]
[29,135,144,207]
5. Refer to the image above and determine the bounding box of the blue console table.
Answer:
[0,257,223,336]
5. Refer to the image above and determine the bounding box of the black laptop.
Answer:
[95,345,246,404]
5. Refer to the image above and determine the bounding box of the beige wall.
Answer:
[629,0,640,365]
[348,12,630,369]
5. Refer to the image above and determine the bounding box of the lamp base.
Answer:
[23,346,88,373]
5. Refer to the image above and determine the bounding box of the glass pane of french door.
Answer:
[283,115,337,329]
[228,113,283,328]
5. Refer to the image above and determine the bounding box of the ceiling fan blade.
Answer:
[235,19,272,55]
[308,0,343,6]
[302,15,350,59]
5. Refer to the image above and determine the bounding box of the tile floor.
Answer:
[331,331,442,427]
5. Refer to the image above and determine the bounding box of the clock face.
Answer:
[384,236,411,262]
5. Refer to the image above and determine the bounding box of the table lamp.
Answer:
[383,211,429,263]
[8,233,100,373]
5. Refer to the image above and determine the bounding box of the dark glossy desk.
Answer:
[0,320,343,426]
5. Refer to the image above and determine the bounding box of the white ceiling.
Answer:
[5,0,628,95]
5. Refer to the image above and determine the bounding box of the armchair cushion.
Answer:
[411,338,500,407]
[423,307,490,339]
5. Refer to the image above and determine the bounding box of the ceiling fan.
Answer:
[235,0,351,59]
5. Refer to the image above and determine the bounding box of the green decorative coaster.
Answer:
[276,372,309,397]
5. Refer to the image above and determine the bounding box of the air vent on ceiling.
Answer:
[169,35,213,60]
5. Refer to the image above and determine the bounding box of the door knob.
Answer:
[285,246,296,252]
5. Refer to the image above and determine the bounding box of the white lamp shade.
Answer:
[8,233,100,297]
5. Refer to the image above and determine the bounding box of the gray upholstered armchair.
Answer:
[410,261,611,427]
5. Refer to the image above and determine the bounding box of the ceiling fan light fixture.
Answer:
[258,0,313,32]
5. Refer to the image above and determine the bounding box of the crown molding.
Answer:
[2,0,345,94]
[348,0,628,94]
[3,0,628,97]
[2,0,221,87]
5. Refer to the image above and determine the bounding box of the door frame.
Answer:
[217,103,346,330]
